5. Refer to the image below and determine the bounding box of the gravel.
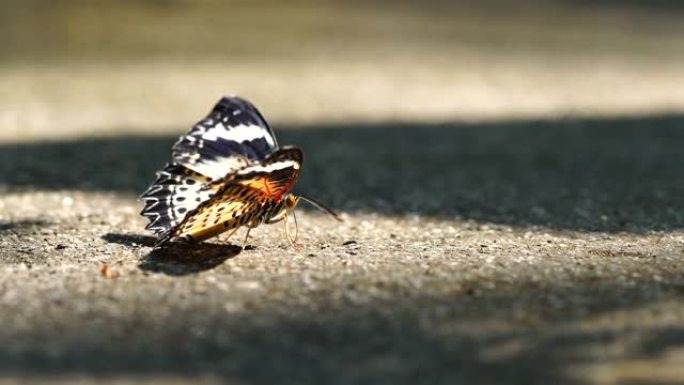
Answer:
[1,116,684,384]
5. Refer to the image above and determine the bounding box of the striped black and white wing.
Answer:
[140,163,217,235]
[141,96,278,236]
[172,96,279,180]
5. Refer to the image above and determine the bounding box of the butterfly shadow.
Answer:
[103,232,242,276]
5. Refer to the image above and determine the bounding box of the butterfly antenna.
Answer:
[298,195,343,222]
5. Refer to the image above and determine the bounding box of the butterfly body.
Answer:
[140,97,312,247]
[167,189,291,244]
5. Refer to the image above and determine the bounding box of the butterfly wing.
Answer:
[232,147,303,202]
[139,163,218,235]
[142,96,281,238]
[158,147,303,245]
[161,184,267,244]
[172,96,279,180]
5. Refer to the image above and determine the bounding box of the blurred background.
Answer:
[2,0,684,142]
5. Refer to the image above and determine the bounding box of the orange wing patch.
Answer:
[236,174,295,202]
[231,146,302,202]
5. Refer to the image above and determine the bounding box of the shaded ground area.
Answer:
[0,114,683,384]
[2,114,682,232]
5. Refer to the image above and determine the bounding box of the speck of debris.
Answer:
[342,240,357,246]
[99,263,119,279]
[55,244,67,250]
[244,245,257,251]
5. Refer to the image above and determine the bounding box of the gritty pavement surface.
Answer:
[1,118,684,385]
[2,1,684,384]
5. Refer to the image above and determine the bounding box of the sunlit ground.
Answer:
[1,1,684,384]
[2,0,684,141]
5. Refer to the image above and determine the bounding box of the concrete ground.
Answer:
[1,1,684,384]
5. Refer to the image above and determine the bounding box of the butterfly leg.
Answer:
[265,210,287,224]
[218,226,240,244]
[242,220,261,249]
[267,210,300,249]
[242,227,252,248]
[284,211,302,249]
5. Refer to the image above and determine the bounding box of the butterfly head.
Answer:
[285,194,300,210]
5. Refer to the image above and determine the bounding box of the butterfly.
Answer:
[140,96,340,247]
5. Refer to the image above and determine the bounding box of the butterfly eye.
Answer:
[285,195,298,208]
